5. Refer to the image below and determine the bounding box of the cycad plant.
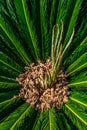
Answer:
[0,0,87,130]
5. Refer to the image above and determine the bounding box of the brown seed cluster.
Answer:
[17,59,69,111]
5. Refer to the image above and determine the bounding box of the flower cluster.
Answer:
[17,59,69,111]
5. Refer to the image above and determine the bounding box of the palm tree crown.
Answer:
[0,0,87,130]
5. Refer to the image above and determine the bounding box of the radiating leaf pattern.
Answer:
[0,0,87,130]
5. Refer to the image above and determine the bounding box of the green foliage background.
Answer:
[0,0,87,130]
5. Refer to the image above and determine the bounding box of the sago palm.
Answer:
[0,0,87,130]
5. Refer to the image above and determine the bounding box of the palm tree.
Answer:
[0,0,87,130]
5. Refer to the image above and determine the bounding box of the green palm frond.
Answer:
[63,101,87,130]
[57,111,73,130]
[70,91,87,107]
[0,103,36,130]
[0,75,19,91]
[0,90,19,103]
[0,0,87,130]
[22,0,41,59]
[0,97,24,122]
[33,107,59,130]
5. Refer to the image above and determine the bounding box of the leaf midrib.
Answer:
[0,23,28,64]
[10,105,30,130]
[49,110,52,130]
[65,104,87,125]
[70,97,87,107]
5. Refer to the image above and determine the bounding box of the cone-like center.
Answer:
[17,59,69,111]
